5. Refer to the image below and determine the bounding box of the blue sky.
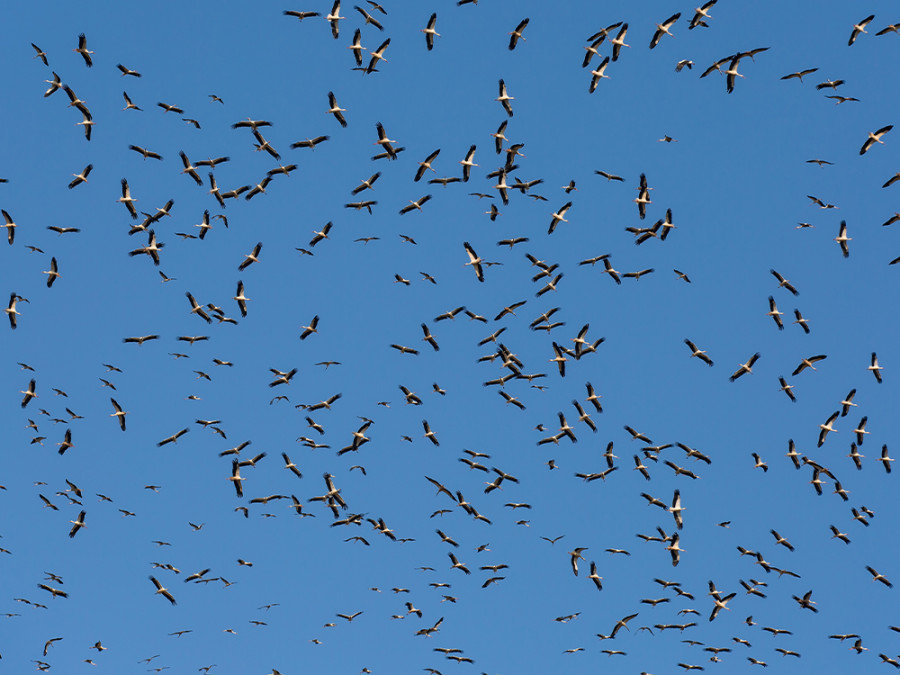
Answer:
[2,1,899,673]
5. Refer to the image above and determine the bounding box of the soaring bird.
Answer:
[109,398,128,431]
[423,13,439,50]
[326,91,347,127]
[149,576,177,604]
[860,125,892,155]
[463,242,485,282]
[729,353,760,381]
[835,221,851,257]
[497,79,514,117]
[568,547,588,576]
[649,13,680,48]
[848,15,875,45]
[74,34,93,67]
[68,510,86,538]
[508,18,529,50]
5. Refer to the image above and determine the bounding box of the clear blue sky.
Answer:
[2,1,899,673]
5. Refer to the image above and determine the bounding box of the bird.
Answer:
[881,445,894,473]
[74,34,93,66]
[781,67,819,82]
[239,242,263,270]
[778,377,796,402]
[496,79,514,117]
[684,339,713,366]
[835,220,851,257]
[68,510,86,538]
[400,195,432,214]
[869,352,884,383]
[68,164,93,189]
[284,9,319,20]
[865,565,893,588]
[300,315,319,340]
[548,202,572,234]
[0,209,17,246]
[508,18,529,50]
[157,428,189,447]
[849,14,876,45]
[414,149,441,181]
[568,547,588,576]
[118,178,139,219]
[860,125,892,155]
[770,269,799,295]
[354,4,383,30]
[309,222,332,247]
[792,354,827,376]
[649,13,680,49]
[818,411,840,447]
[149,576,177,605]
[422,13,439,50]
[365,38,390,73]
[729,353,760,382]
[31,42,48,65]
[109,399,128,431]
[326,91,347,127]
[463,242,485,282]
[610,23,629,60]
[291,135,330,150]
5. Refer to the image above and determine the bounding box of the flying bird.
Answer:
[423,13,439,50]
[848,15,875,45]
[729,353,760,382]
[74,34,93,67]
[508,18,529,50]
[649,13,680,49]
[860,125,892,155]
[149,576,177,605]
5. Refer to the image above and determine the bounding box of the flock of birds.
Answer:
[3,1,900,673]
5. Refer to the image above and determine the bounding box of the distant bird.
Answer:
[109,399,128,431]
[284,9,319,20]
[649,13,680,49]
[568,547,588,576]
[818,411,840,447]
[610,23,629,61]
[792,354,827,376]
[865,565,893,588]
[31,43,48,65]
[835,221,851,257]
[326,91,347,127]
[684,339,713,366]
[6,293,21,329]
[497,79,514,117]
[300,315,319,340]
[869,352,883,383]
[781,67,818,82]
[729,353,760,382]
[68,164,93,189]
[508,18,529,50]
[689,0,717,29]
[149,576,177,605]
[400,195,432,215]
[354,4,383,30]
[548,202,572,234]
[366,38,390,73]
[860,125,892,155]
[68,510,86,537]
[422,13,439,50]
[848,15,875,45]
[74,34,93,67]
[239,242,263,270]
[117,63,141,77]
[2,210,15,245]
